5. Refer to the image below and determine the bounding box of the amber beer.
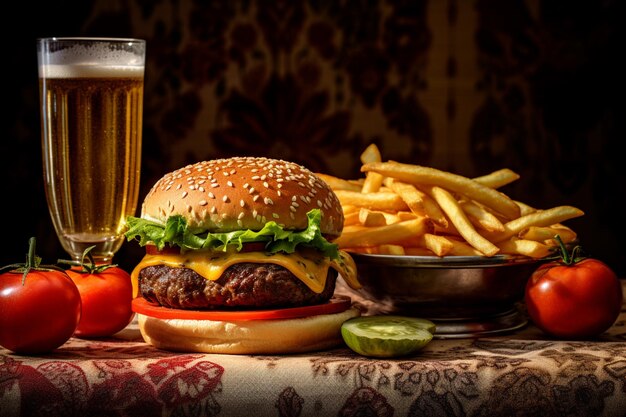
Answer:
[38,38,145,263]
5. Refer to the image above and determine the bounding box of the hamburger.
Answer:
[125,157,361,354]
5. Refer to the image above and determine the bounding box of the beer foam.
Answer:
[39,41,144,78]
[40,64,144,78]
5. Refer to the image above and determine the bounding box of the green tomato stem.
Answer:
[554,234,585,266]
[57,245,118,274]
[0,237,68,284]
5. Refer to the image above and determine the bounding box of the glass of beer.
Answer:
[37,37,145,264]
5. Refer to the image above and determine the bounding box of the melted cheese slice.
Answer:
[130,249,360,298]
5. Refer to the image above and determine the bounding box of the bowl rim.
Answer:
[349,252,555,269]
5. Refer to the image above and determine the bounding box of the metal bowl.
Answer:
[341,253,549,338]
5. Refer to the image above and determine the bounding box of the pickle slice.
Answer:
[341,315,436,358]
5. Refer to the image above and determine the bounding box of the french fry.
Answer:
[343,210,361,226]
[459,200,505,233]
[473,168,520,189]
[496,238,553,259]
[334,217,433,248]
[360,143,385,193]
[358,208,388,227]
[425,185,500,256]
[334,189,409,211]
[385,178,449,228]
[518,225,577,245]
[343,246,380,254]
[362,161,521,219]
[515,200,537,216]
[378,244,406,255]
[446,238,486,256]
[420,233,454,257]
[316,173,363,192]
[379,211,405,224]
[405,247,436,256]
[395,211,419,221]
[486,206,585,243]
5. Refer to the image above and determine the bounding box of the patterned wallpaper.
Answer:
[3,0,624,276]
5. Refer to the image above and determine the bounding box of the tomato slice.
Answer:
[132,296,352,321]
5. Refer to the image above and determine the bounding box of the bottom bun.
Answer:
[137,307,361,354]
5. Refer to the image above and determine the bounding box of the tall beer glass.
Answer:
[38,38,145,264]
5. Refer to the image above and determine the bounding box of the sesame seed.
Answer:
[252,209,258,218]
[223,195,229,202]
[290,213,295,220]
[240,199,245,207]
[290,206,297,212]
[223,171,229,176]
[277,183,283,189]
[264,197,274,205]
[253,195,260,201]
[199,186,205,192]
[292,202,300,208]
[317,200,323,207]
[176,184,182,190]
[238,212,245,219]
[263,181,269,188]
[210,206,217,214]
[261,174,267,180]
[237,220,243,227]
[277,190,282,196]
[272,213,280,218]
[243,183,249,189]
[199,200,208,206]
[227,181,234,187]
[182,191,188,198]
[211,183,219,188]
[291,196,297,202]
[208,192,215,199]
[249,187,255,194]
[252,175,260,180]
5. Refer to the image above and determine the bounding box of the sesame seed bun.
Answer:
[141,157,344,237]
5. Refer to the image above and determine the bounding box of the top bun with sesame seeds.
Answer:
[124,157,362,355]
[140,157,344,238]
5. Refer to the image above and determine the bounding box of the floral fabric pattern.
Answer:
[2,283,625,417]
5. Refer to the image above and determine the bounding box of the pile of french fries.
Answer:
[318,144,583,258]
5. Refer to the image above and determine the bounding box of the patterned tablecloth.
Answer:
[2,282,625,417]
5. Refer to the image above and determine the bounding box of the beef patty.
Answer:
[138,263,338,309]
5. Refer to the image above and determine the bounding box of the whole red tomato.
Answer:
[525,238,623,339]
[62,248,134,338]
[0,238,81,354]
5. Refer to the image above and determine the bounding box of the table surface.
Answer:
[2,282,625,417]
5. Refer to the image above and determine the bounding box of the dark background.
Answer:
[2,0,624,278]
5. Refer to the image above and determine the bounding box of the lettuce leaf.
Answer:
[124,209,339,259]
